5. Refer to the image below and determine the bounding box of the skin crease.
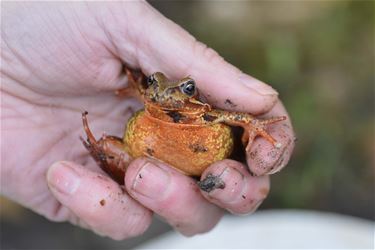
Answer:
[1,1,295,240]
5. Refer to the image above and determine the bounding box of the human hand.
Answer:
[1,1,295,240]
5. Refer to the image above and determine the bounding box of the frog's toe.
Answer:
[247,117,286,149]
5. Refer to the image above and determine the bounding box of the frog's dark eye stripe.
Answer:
[147,74,157,86]
[180,80,196,96]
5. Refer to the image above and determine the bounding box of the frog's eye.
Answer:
[147,74,157,87]
[180,80,196,97]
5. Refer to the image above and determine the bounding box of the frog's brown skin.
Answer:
[82,70,285,184]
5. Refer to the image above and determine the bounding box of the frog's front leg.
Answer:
[81,112,131,184]
[204,110,286,152]
[115,68,146,101]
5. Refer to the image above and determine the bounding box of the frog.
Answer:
[81,69,285,184]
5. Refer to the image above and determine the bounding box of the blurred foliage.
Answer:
[151,0,374,219]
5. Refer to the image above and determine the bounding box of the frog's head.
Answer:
[144,72,207,110]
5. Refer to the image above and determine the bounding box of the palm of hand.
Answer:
[2,15,137,219]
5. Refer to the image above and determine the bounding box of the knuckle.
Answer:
[94,209,153,240]
[81,205,104,223]
[176,208,222,235]
[125,210,153,238]
[44,203,71,222]
[109,231,133,241]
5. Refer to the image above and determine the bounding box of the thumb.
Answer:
[46,161,152,240]
[103,2,278,114]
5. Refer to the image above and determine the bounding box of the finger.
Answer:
[198,160,269,215]
[102,2,278,114]
[247,101,296,176]
[46,161,152,240]
[124,157,223,236]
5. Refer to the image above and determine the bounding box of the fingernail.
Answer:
[207,167,245,203]
[132,162,170,200]
[47,162,80,195]
[238,73,278,96]
[250,199,264,213]
[266,148,289,175]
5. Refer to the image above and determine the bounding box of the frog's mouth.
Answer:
[146,94,210,112]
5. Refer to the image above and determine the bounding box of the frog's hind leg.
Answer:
[81,111,131,184]
[242,116,286,152]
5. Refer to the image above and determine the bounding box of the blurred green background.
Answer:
[152,0,374,219]
[1,1,374,249]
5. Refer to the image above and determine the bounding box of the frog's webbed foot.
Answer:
[115,68,145,101]
[242,116,286,152]
[81,111,131,184]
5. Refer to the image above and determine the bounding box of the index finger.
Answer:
[105,2,279,115]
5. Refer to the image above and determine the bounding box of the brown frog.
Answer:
[82,70,285,184]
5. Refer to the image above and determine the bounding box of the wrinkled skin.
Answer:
[1,2,295,240]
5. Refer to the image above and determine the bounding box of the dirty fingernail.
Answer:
[47,162,81,195]
[238,73,278,96]
[267,154,288,175]
[201,167,245,203]
[132,162,170,200]
[250,199,264,213]
[266,145,290,175]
